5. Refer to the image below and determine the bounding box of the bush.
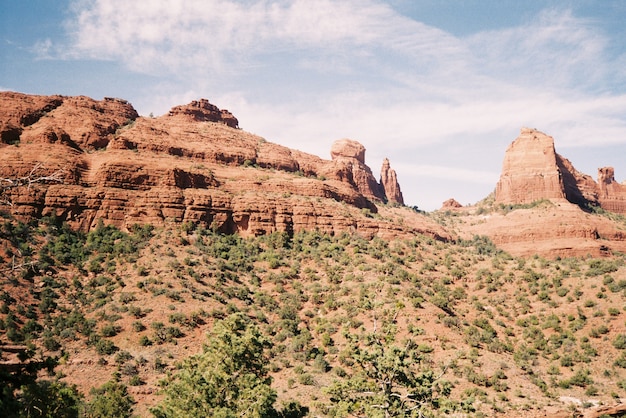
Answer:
[614,334,626,350]
[95,339,118,355]
[101,324,121,337]
[151,313,278,417]
[139,335,152,346]
[85,380,134,418]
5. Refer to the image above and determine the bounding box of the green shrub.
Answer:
[614,334,626,350]
[95,339,118,355]
[139,335,152,346]
[85,380,134,418]
[101,324,121,337]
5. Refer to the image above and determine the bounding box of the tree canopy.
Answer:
[324,328,464,418]
[152,313,278,418]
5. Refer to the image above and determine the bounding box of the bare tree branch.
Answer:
[0,163,65,206]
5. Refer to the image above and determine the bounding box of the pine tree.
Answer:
[152,313,278,418]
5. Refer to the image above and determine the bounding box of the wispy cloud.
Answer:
[65,0,451,74]
[467,9,610,89]
[49,0,626,209]
[31,38,54,59]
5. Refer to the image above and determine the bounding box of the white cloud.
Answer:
[31,38,54,59]
[467,9,609,89]
[52,0,626,209]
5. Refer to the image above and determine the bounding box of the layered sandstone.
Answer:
[597,167,626,214]
[167,99,238,128]
[330,139,385,202]
[495,128,626,214]
[495,128,566,204]
[380,158,404,205]
[0,92,447,241]
[460,200,626,258]
[461,127,626,257]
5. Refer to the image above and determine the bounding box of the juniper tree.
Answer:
[151,313,278,418]
[324,326,464,418]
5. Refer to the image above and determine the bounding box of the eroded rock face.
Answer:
[330,138,385,202]
[167,99,238,128]
[598,167,626,214]
[495,128,626,214]
[0,92,138,150]
[0,93,441,241]
[380,158,404,205]
[495,128,566,204]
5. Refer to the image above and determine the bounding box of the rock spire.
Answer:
[380,158,404,205]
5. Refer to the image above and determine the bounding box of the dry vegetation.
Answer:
[2,209,626,417]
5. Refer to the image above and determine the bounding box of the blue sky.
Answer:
[2,0,626,210]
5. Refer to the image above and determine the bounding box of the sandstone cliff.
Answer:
[495,128,626,214]
[495,128,566,204]
[0,92,448,241]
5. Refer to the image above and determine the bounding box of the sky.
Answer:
[2,0,626,210]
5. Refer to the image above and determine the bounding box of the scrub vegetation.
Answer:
[1,213,626,416]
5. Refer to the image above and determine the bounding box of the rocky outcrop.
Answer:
[495,128,626,214]
[329,139,404,205]
[380,158,404,205]
[586,403,626,418]
[441,198,462,210]
[167,99,238,128]
[0,92,445,241]
[330,139,384,202]
[460,200,626,258]
[0,91,138,150]
[597,167,626,214]
[555,154,598,206]
[495,128,566,204]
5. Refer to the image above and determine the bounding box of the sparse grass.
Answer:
[1,216,626,416]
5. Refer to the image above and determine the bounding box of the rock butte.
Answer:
[0,92,441,241]
[455,127,626,258]
[495,128,626,214]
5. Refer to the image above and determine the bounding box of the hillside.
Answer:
[2,92,626,417]
[3,214,626,417]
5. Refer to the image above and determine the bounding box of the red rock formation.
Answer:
[329,138,399,205]
[168,99,238,128]
[556,154,598,206]
[495,128,566,204]
[0,92,445,241]
[330,139,384,202]
[0,92,138,150]
[380,158,404,205]
[598,167,626,214]
[495,128,626,214]
[460,200,626,258]
[441,198,462,210]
